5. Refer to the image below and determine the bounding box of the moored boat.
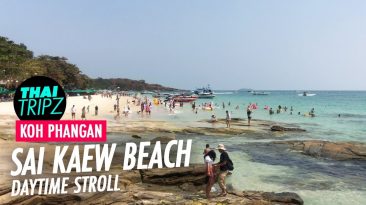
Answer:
[193,85,215,99]
[164,93,198,102]
[252,91,270,95]
[298,91,316,97]
[172,95,198,102]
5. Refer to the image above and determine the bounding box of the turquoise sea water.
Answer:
[121,91,366,205]
[151,91,366,142]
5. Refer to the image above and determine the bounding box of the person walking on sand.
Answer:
[146,102,151,115]
[124,105,129,117]
[95,105,98,116]
[81,106,86,120]
[204,148,216,199]
[225,110,231,128]
[115,106,120,120]
[214,144,231,197]
[247,106,252,126]
[140,102,145,114]
[71,105,76,120]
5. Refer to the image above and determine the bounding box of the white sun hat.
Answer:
[217,144,226,150]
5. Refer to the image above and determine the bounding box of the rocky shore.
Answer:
[274,140,366,161]
[1,110,365,204]
[1,165,304,205]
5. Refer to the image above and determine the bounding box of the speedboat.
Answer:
[298,92,316,97]
[172,95,198,102]
[165,93,198,102]
[193,85,215,99]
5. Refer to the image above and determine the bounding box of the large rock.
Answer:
[275,140,366,160]
[0,165,304,205]
[131,134,141,139]
[231,191,303,205]
[140,164,206,185]
[271,125,306,132]
[262,192,304,205]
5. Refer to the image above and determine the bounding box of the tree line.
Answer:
[0,36,176,91]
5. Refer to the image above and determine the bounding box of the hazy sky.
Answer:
[1,0,365,90]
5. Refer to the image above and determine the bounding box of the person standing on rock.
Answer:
[204,148,216,199]
[203,144,211,155]
[214,144,231,197]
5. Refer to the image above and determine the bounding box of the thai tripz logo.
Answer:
[10,77,117,196]
[14,76,106,142]
[13,76,66,120]
[10,76,192,198]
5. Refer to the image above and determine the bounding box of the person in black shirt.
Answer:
[214,144,229,196]
[247,106,252,126]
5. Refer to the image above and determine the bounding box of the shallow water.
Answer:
[117,91,366,204]
[147,91,366,142]
[186,135,366,205]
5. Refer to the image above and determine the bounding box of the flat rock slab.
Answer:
[271,125,306,132]
[275,140,366,160]
[140,164,206,186]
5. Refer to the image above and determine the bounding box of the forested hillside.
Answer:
[0,36,176,91]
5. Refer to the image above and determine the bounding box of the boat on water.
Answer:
[152,92,171,98]
[172,95,198,102]
[252,91,270,95]
[165,93,198,102]
[298,91,316,97]
[193,85,215,98]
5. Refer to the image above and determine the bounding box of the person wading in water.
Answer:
[247,106,252,126]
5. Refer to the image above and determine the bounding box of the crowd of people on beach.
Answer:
[70,104,98,120]
[68,92,319,128]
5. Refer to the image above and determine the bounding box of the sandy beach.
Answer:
[1,95,138,120]
[0,93,278,143]
[1,93,366,205]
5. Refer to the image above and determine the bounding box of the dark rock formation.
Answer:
[275,140,366,160]
[271,125,306,132]
[131,134,141,139]
[140,164,206,185]
[262,192,304,205]
[1,164,304,205]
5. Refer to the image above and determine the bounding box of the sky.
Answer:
[1,0,365,90]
